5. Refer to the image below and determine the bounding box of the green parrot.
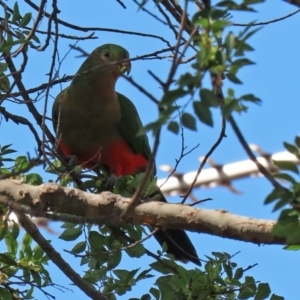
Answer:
[52,44,200,266]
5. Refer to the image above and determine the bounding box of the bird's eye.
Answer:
[103,51,110,58]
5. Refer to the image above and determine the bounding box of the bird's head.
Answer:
[78,44,131,80]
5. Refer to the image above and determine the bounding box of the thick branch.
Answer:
[0,180,286,246]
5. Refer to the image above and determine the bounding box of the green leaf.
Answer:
[272,173,296,184]
[22,233,32,253]
[254,283,271,300]
[272,160,299,174]
[13,156,29,173]
[125,243,145,258]
[222,262,233,279]
[107,250,122,269]
[283,244,300,251]
[0,253,18,265]
[150,287,160,300]
[270,294,284,300]
[23,173,43,185]
[181,113,197,131]
[238,276,256,298]
[0,220,8,241]
[150,260,177,275]
[295,136,300,148]
[0,73,10,92]
[59,227,82,241]
[234,267,243,280]
[226,73,242,84]
[264,189,282,205]
[193,101,213,126]
[225,31,235,56]
[19,12,32,27]
[140,294,151,300]
[161,89,188,105]
[0,63,8,72]
[71,241,86,254]
[136,269,154,282]
[222,99,237,118]
[239,93,261,104]
[0,287,13,300]
[283,142,299,156]
[200,88,219,106]
[167,121,179,134]
[12,2,20,23]
[33,245,44,260]
[89,231,106,250]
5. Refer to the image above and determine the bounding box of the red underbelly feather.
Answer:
[59,140,148,177]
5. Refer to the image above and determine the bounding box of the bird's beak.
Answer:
[120,60,131,75]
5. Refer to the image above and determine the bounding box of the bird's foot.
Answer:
[105,174,117,191]
[66,154,78,169]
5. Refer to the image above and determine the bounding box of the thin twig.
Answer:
[233,8,300,27]
[228,115,287,192]
[25,0,172,47]
[181,116,226,203]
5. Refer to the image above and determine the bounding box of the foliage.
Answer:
[0,0,298,299]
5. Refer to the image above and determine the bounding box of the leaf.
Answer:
[295,136,300,148]
[59,227,82,241]
[24,173,43,185]
[193,101,213,126]
[200,88,219,106]
[272,160,299,174]
[0,63,8,72]
[270,294,284,300]
[167,121,179,134]
[181,113,197,131]
[226,73,242,84]
[136,269,154,282]
[283,142,299,156]
[71,241,86,254]
[13,156,29,173]
[222,263,232,279]
[0,253,17,265]
[0,287,13,300]
[125,243,145,258]
[0,73,10,92]
[33,245,44,261]
[19,12,32,27]
[107,250,122,269]
[225,31,235,56]
[254,283,271,300]
[222,99,237,118]
[150,260,177,275]
[272,173,296,184]
[150,287,160,300]
[161,89,188,105]
[12,2,20,23]
[234,267,243,280]
[283,244,300,251]
[264,189,282,205]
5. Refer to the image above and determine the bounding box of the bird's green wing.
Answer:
[117,92,152,162]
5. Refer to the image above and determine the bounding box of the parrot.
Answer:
[52,43,201,266]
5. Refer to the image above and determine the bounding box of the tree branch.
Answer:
[0,180,288,246]
[15,211,105,300]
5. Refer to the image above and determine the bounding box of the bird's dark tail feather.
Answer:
[147,188,201,266]
[154,228,201,266]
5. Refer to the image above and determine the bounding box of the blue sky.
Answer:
[1,1,300,299]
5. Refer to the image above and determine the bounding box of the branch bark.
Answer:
[0,180,286,246]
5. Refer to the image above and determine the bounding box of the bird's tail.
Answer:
[150,189,201,266]
[154,228,201,266]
